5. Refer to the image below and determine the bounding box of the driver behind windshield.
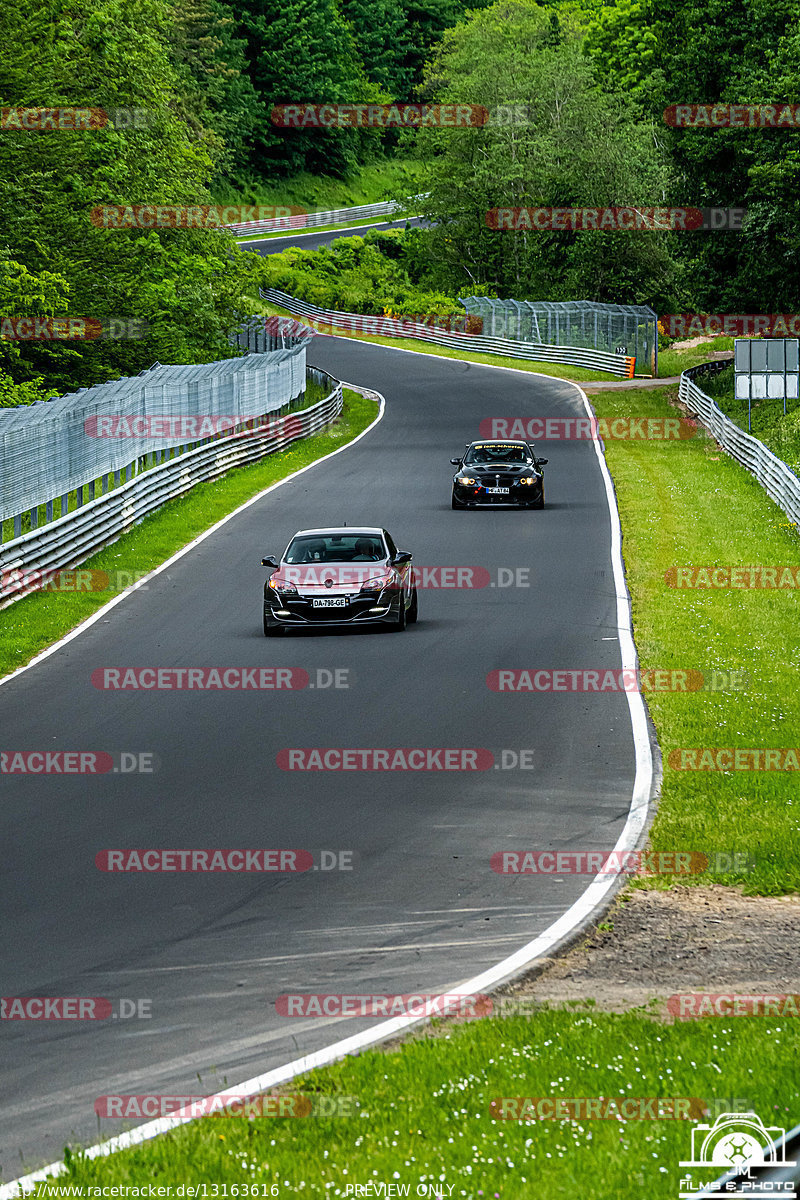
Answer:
[465,444,529,464]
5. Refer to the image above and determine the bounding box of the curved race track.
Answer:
[242,215,426,256]
[1,338,644,1176]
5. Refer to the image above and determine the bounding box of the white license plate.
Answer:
[312,597,347,608]
[486,487,510,495]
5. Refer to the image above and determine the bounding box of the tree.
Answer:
[401,0,470,90]
[340,0,413,95]
[168,0,265,184]
[583,0,800,310]
[0,0,259,394]
[235,0,384,178]
[405,0,680,307]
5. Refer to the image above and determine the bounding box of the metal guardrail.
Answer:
[680,360,800,528]
[227,195,428,237]
[0,375,343,608]
[260,288,637,376]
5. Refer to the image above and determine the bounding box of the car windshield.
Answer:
[464,444,530,465]
[284,534,386,564]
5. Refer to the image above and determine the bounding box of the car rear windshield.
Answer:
[465,444,530,464]
[284,534,386,564]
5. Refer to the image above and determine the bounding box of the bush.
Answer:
[0,370,53,408]
[261,232,464,317]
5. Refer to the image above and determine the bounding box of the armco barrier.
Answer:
[679,361,800,528]
[0,374,343,608]
[260,288,637,377]
[227,195,428,237]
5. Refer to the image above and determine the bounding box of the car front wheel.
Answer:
[390,594,407,631]
[407,587,418,623]
[263,606,283,637]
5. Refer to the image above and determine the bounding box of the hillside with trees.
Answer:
[3,0,800,403]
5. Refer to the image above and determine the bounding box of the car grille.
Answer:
[476,473,523,488]
[281,595,376,622]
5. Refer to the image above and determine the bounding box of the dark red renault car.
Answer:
[262,526,418,635]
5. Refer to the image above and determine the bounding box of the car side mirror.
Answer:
[392,551,413,566]
[450,458,462,465]
[536,458,548,466]
[261,555,279,568]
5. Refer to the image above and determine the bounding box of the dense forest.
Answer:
[3,0,800,401]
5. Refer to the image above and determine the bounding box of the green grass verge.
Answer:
[0,389,375,680]
[656,339,735,377]
[41,1008,800,1196]
[260,303,629,384]
[591,383,800,894]
[212,159,426,212]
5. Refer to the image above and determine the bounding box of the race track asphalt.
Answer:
[242,215,425,255]
[0,337,640,1177]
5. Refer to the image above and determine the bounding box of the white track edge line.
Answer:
[0,381,653,1197]
[0,386,384,692]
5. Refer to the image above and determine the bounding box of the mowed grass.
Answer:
[591,384,800,894]
[258,302,626,383]
[212,159,426,212]
[656,338,736,377]
[43,1009,800,1196]
[0,389,376,680]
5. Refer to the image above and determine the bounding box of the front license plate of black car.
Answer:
[312,597,347,608]
[487,487,510,495]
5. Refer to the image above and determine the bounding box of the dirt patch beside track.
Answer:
[501,886,800,1017]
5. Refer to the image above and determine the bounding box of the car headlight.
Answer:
[361,573,394,591]
[519,477,534,485]
[269,577,297,594]
[456,475,478,485]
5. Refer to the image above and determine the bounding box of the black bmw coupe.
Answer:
[451,440,547,509]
